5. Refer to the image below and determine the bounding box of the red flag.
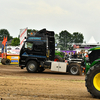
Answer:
[4,37,6,46]
[2,37,5,45]
[2,37,7,46]
[2,37,7,58]
[5,37,7,58]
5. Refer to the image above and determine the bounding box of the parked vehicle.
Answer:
[54,50,65,62]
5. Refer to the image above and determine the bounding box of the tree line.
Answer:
[55,30,84,50]
[0,29,84,49]
[0,29,20,46]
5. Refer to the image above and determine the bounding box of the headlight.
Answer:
[88,51,92,54]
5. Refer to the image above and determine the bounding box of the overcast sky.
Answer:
[0,0,100,43]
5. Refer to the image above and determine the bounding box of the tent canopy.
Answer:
[88,36,97,44]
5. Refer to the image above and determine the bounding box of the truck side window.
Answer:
[24,42,33,50]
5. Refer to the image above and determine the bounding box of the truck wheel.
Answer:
[85,64,100,98]
[69,63,81,75]
[26,60,38,73]
[38,67,45,73]
[54,55,63,62]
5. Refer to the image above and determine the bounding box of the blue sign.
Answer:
[28,37,41,40]
[11,60,18,62]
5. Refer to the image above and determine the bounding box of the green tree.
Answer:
[59,30,73,50]
[0,29,13,41]
[11,37,20,46]
[72,32,84,43]
[55,34,59,44]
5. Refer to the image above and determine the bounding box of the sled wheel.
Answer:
[85,64,100,98]
[1,58,11,65]
[5,59,11,65]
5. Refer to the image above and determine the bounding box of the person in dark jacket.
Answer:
[74,52,77,58]
[65,52,69,59]
[71,52,74,58]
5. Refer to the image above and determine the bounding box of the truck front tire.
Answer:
[26,60,38,73]
[85,64,100,98]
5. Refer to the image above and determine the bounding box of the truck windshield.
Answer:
[24,42,33,50]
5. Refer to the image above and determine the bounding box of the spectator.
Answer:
[79,51,82,58]
[65,52,69,59]
[68,52,71,58]
[71,52,74,58]
[82,51,85,58]
[85,52,88,58]
[77,52,80,58]
[85,52,89,61]
[74,52,77,58]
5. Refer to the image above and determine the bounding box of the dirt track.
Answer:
[0,64,98,100]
